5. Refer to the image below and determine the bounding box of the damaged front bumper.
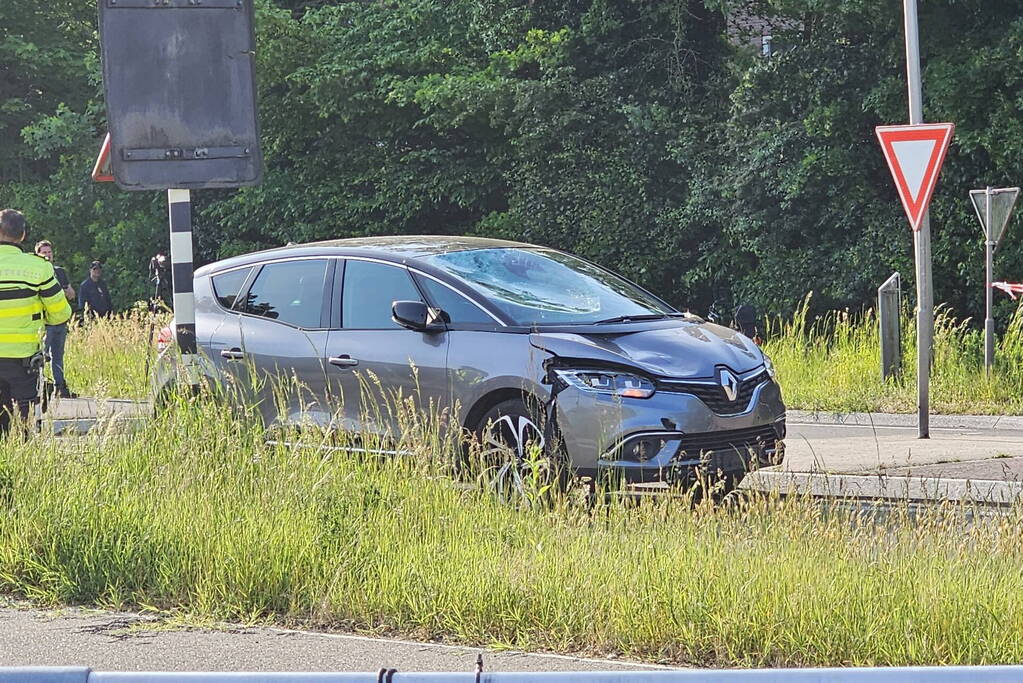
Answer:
[553,375,786,484]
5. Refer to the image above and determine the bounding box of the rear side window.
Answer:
[242,259,328,328]
[211,268,251,310]
[342,260,422,329]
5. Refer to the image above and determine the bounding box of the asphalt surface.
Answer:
[0,600,668,673]
[784,411,1023,478]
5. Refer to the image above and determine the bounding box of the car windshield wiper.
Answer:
[593,314,672,325]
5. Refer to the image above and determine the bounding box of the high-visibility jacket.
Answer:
[0,244,73,358]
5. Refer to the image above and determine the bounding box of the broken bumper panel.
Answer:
[556,378,786,484]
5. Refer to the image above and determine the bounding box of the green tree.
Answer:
[721,0,1023,320]
[209,0,731,311]
[4,0,1023,324]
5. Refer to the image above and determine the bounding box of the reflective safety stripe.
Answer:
[42,299,68,315]
[0,302,44,318]
[0,332,40,343]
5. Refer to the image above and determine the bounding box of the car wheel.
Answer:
[153,381,181,411]
[154,375,221,412]
[471,397,570,501]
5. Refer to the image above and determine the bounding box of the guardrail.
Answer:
[6,667,1023,682]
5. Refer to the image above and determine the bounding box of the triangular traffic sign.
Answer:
[91,132,113,183]
[969,187,1019,246]
[876,123,954,231]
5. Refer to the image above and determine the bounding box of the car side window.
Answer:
[242,259,328,328]
[343,260,423,329]
[415,274,494,325]
[211,267,252,310]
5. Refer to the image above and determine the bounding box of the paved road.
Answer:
[785,411,1023,479]
[0,601,668,673]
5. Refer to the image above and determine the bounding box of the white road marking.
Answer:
[262,626,679,670]
[788,422,979,433]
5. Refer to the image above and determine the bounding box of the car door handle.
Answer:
[220,348,245,360]
[328,355,359,368]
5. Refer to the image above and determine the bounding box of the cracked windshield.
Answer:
[424,248,675,325]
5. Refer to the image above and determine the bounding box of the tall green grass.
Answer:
[6,305,1023,666]
[62,308,161,399]
[2,397,1023,666]
[764,295,1023,414]
[60,298,1023,414]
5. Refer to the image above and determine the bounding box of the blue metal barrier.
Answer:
[0,668,90,683]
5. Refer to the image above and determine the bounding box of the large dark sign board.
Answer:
[98,0,262,190]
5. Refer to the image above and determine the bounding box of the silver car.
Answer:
[155,236,785,485]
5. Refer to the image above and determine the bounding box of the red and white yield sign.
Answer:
[876,123,955,231]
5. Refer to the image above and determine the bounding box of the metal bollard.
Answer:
[878,272,902,381]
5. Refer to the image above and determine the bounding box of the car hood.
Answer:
[529,321,763,379]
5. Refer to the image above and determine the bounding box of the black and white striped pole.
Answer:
[167,189,199,389]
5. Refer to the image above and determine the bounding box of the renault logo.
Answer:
[719,368,739,402]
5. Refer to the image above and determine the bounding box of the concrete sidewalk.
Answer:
[741,410,1023,506]
[784,410,1023,477]
[46,397,151,420]
[42,397,151,434]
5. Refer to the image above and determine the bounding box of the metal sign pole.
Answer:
[985,186,995,373]
[904,0,931,439]
[167,189,199,389]
[971,186,1020,372]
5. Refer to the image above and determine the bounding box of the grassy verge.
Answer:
[765,296,1023,415]
[6,306,1023,666]
[2,397,1023,667]
[62,308,160,399]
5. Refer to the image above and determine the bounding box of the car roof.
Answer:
[195,235,536,277]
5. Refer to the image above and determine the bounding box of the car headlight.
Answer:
[554,369,656,399]
[762,353,777,379]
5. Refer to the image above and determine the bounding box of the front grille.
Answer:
[659,371,770,414]
[676,423,779,460]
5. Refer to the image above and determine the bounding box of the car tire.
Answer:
[154,375,220,412]
[153,381,180,411]
[470,397,571,500]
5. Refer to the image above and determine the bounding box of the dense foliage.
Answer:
[1,0,1021,320]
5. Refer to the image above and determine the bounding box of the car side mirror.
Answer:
[392,300,445,332]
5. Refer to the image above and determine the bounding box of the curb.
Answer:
[787,409,1023,431]
[740,469,1023,507]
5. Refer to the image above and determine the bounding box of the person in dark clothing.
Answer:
[733,303,763,344]
[34,240,78,398]
[79,261,113,318]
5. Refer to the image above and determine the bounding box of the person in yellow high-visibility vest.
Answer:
[0,209,72,436]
